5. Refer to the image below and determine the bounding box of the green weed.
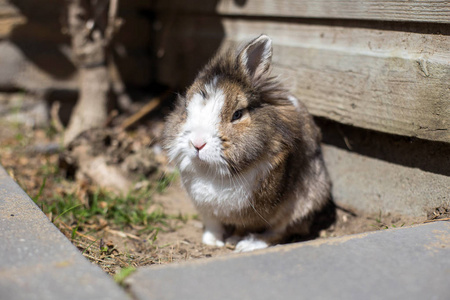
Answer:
[370,210,406,230]
[39,159,59,177]
[14,132,24,143]
[53,203,83,223]
[32,177,47,202]
[71,225,79,240]
[82,238,100,255]
[156,171,178,193]
[114,266,136,285]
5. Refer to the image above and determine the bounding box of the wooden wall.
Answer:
[151,0,450,216]
[152,0,450,144]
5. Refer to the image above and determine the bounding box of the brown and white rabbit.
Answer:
[164,35,332,252]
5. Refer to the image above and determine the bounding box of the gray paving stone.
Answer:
[0,166,130,300]
[127,221,450,300]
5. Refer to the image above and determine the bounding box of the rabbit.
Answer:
[164,34,332,252]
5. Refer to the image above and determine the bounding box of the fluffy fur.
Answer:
[164,35,332,252]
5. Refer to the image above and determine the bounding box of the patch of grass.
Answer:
[370,210,406,230]
[45,124,59,139]
[14,132,25,143]
[370,210,388,229]
[39,158,59,177]
[12,124,32,147]
[114,266,136,285]
[36,186,168,234]
[82,237,100,255]
[14,132,32,147]
[53,203,83,223]
[156,171,178,193]
[390,223,405,228]
[32,177,47,203]
[71,225,79,240]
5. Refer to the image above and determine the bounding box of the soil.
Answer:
[0,114,435,277]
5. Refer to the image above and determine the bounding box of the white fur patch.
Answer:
[202,231,225,247]
[168,87,228,175]
[234,234,269,252]
[185,88,224,146]
[201,215,225,247]
[288,95,300,110]
[182,159,272,220]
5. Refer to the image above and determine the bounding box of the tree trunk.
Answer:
[64,66,110,144]
[63,0,119,145]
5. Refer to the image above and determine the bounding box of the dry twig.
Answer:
[58,220,97,242]
[120,94,167,130]
[106,228,141,241]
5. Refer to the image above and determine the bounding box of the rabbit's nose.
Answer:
[191,138,206,151]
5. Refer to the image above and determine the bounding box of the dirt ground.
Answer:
[0,115,432,277]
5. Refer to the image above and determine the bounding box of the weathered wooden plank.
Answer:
[152,14,226,89]
[155,0,450,24]
[218,0,450,23]
[224,19,450,143]
[153,16,450,143]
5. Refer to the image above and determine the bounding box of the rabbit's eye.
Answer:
[231,109,243,122]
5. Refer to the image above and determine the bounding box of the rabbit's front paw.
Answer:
[234,234,268,252]
[202,230,225,247]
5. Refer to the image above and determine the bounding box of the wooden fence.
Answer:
[152,0,450,216]
[152,0,449,143]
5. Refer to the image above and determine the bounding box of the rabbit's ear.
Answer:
[237,35,273,82]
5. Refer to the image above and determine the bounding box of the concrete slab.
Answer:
[127,221,450,300]
[317,119,450,217]
[323,144,450,217]
[0,166,130,300]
